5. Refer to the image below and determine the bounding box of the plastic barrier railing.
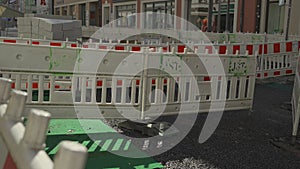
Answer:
[292,57,300,140]
[0,36,298,80]
[0,43,256,119]
[0,78,87,169]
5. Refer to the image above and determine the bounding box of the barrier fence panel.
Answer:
[0,41,256,119]
[0,37,299,77]
[292,56,300,138]
[256,41,299,79]
[0,78,88,169]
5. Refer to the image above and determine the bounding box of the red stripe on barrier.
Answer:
[286,42,293,52]
[259,44,268,54]
[47,83,60,89]
[136,80,140,85]
[274,43,280,53]
[204,76,211,81]
[3,39,16,43]
[219,46,227,54]
[163,47,168,52]
[71,44,77,47]
[11,83,15,89]
[233,45,240,54]
[257,73,261,78]
[117,80,122,86]
[286,70,293,74]
[205,46,213,54]
[50,42,62,47]
[115,46,125,51]
[32,41,40,45]
[97,81,103,87]
[3,153,17,169]
[246,45,253,55]
[152,79,156,85]
[132,46,141,51]
[99,45,107,50]
[32,82,38,89]
[178,45,185,53]
[83,45,88,48]
[274,71,281,76]
[164,79,168,84]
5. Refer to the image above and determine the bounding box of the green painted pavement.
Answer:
[46,119,163,169]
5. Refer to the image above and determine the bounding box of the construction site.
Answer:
[0,0,300,169]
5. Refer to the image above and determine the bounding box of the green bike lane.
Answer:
[45,119,164,169]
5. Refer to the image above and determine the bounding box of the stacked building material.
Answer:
[17,17,32,38]
[17,15,82,41]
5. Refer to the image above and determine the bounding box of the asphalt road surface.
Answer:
[151,76,300,169]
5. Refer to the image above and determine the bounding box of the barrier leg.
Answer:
[292,101,300,144]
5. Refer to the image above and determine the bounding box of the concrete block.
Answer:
[18,25,32,33]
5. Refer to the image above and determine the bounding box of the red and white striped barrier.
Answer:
[256,41,299,79]
[0,45,257,119]
[0,36,298,81]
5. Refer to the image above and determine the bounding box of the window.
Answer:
[115,4,136,28]
[143,0,175,29]
[55,8,60,15]
[62,6,67,15]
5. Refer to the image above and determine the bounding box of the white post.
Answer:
[23,109,51,150]
[54,141,87,169]
[5,90,27,122]
[0,78,12,103]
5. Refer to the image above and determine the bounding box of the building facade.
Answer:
[54,0,101,26]
[53,0,300,36]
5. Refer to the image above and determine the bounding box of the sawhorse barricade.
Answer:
[0,78,87,169]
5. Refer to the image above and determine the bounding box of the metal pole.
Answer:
[207,0,213,32]
[285,0,292,40]
[225,0,230,32]
[265,0,270,33]
[217,0,221,32]
[239,0,245,32]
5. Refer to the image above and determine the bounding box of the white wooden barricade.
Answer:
[0,78,87,169]
[0,42,256,119]
[292,56,300,139]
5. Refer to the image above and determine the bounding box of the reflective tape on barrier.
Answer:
[0,38,298,81]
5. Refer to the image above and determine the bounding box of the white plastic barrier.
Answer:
[0,42,256,119]
[292,56,300,139]
[0,36,298,81]
[255,41,299,79]
[0,78,88,169]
